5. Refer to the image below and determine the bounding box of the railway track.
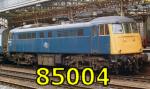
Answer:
[0,65,150,89]
[111,75,150,83]
[0,65,91,89]
[143,48,150,53]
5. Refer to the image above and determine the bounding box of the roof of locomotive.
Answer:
[91,16,134,24]
[10,16,135,33]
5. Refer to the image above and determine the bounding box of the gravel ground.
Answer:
[0,85,16,89]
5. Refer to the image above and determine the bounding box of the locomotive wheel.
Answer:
[16,58,21,66]
[132,59,139,74]
[114,66,119,75]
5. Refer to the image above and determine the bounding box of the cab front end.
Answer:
[109,23,143,55]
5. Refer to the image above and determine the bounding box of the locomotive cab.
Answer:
[109,23,143,54]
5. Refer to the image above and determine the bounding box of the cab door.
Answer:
[91,26,99,53]
[98,24,110,54]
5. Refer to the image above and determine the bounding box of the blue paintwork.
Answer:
[9,16,136,55]
[8,26,110,54]
[0,16,137,55]
[8,16,135,55]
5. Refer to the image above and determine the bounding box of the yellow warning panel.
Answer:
[145,0,150,3]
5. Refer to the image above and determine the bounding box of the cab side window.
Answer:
[99,24,109,35]
[100,25,105,35]
[105,24,109,35]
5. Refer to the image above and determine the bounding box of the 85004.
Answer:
[36,68,110,86]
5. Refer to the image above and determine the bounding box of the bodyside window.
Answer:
[40,32,44,38]
[32,33,36,38]
[78,29,83,36]
[48,32,52,38]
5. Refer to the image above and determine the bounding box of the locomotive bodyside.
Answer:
[9,22,111,54]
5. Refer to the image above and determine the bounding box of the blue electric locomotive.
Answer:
[1,16,147,73]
